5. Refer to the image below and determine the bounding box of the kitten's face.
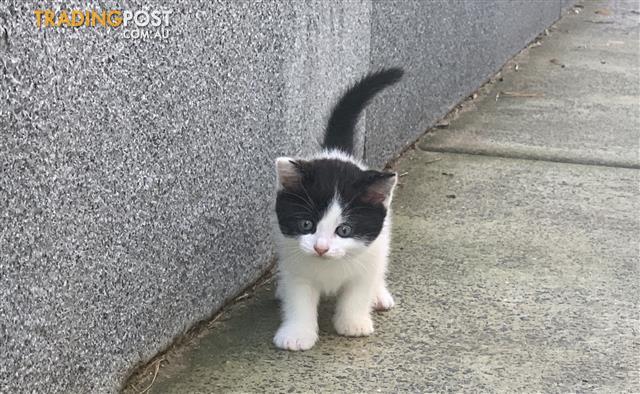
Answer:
[275,157,396,259]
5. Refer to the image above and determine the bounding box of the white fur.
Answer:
[272,151,396,351]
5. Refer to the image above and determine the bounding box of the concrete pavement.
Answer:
[421,0,639,169]
[125,1,639,392]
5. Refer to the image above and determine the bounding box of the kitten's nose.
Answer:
[313,244,329,256]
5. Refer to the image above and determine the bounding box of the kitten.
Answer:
[272,68,404,351]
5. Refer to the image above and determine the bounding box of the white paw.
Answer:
[334,315,374,337]
[373,288,395,311]
[273,325,318,351]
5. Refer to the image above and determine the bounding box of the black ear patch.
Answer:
[357,171,396,205]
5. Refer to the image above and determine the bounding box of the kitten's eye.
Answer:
[298,219,314,233]
[336,224,353,238]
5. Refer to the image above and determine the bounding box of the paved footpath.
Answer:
[137,1,639,392]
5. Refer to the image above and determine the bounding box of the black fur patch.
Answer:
[276,159,392,244]
[323,68,404,154]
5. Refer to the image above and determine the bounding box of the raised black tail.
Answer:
[322,67,404,154]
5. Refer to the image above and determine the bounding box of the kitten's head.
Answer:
[275,155,396,259]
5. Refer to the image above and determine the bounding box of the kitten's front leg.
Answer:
[273,278,319,351]
[333,278,375,337]
[373,284,395,311]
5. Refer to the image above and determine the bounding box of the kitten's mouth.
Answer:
[311,252,342,260]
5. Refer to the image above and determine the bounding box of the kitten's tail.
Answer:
[322,67,404,155]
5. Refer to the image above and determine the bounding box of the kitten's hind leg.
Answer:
[371,241,394,312]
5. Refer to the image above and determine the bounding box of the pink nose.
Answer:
[314,245,329,256]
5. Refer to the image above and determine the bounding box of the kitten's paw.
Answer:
[334,315,374,337]
[373,287,395,311]
[273,325,318,351]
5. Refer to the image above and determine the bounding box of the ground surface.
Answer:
[135,1,639,392]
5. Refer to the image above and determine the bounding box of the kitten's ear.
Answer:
[275,157,308,190]
[359,170,397,207]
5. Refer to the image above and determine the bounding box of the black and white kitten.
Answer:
[273,68,404,351]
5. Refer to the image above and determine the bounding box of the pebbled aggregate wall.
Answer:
[0,1,562,392]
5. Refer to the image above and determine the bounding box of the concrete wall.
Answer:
[0,1,562,392]
[366,1,563,166]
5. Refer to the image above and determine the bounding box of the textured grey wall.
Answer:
[366,0,562,166]
[0,1,560,392]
